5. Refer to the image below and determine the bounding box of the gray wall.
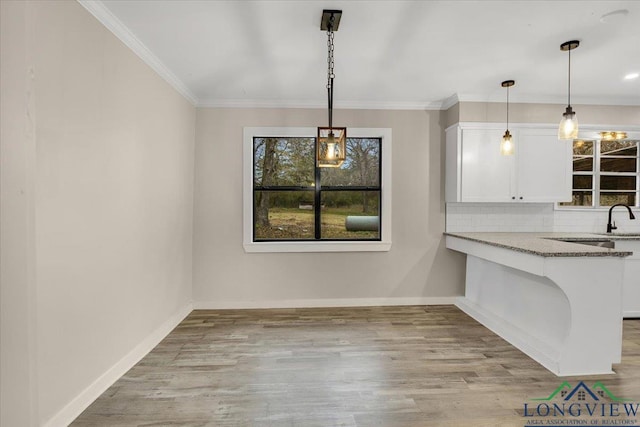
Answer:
[0,1,195,424]
[193,107,466,306]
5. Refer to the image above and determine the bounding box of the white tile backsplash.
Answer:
[446,203,554,232]
[552,209,640,234]
[446,203,640,234]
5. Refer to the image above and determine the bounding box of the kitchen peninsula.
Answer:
[446,232,637,376]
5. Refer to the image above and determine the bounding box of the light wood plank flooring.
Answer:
[72,305,640,426]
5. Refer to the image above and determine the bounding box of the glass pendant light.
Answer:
[500,80,515,156]
[558,40,580,140]
[317,10,346,168]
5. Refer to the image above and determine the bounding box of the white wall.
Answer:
[193,108,466,307]
[0,1,195,425]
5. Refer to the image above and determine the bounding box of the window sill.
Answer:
[243,240,392,253]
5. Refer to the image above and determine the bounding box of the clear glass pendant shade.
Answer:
[317,127,346,167]
[558,106,578,140]
[500,130,514,155]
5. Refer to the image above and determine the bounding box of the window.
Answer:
[243,127,392,252]
[559,139,639,208]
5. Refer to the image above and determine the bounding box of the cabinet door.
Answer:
[616,241,640,318]
[460,128,514,202]
[517,128,572,202]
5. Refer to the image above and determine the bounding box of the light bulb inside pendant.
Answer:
[501,130,514,156]
[326,132,337,160]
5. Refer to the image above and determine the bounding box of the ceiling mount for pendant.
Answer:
[560,40,580,52]
[321,10,342,31]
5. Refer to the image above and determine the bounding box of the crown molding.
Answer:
[456,93,640,107]
[440,94,460,110]
[197,98,444,110]
[200,95,639,110]
[198,99,325,109]
[335,100,444,110]
[77,0,198,105]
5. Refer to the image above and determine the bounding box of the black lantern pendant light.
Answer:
[317,10,346,168]
[558,40,580,140]
[500,80,515,156]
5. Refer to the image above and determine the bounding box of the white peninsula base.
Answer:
[447,235,626,376]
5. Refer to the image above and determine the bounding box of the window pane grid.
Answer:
[320,191,381,240]
[560,139,639,208]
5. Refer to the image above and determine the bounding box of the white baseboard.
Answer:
[44,302,193,427]
[624,310,640,318]
[193,296,458,310]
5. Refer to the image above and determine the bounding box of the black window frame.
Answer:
[252,136,382,242]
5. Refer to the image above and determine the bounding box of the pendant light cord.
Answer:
[567,47,571,107]
[506,85,509,129]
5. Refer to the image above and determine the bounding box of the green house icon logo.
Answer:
[532,381,632,403]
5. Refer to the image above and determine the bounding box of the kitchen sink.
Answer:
[564,240,616,249]
[597,233,640,237]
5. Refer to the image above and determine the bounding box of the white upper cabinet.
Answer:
[459,127,514,202]
[446,124,572,203]
[516,127,572,202]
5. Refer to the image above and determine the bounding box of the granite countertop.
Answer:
[444,232,638,257]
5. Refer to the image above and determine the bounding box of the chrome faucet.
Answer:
[607,204,636,233]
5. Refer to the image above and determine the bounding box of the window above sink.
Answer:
[559,138,639,209]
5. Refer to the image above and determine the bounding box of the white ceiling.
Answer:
[85,0,640,109]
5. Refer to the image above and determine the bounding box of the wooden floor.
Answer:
[72,305,640,426]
